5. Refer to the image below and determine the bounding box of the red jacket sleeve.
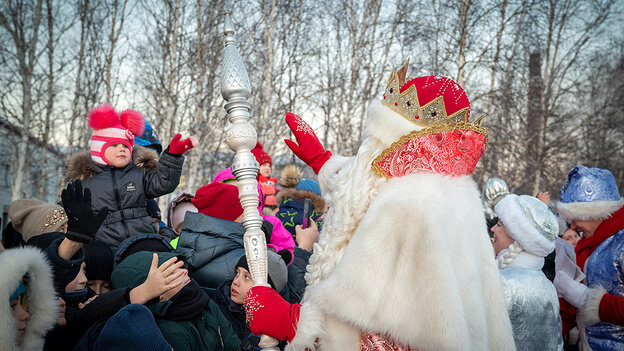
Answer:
[599,293,624,325]
[560,298,578,336]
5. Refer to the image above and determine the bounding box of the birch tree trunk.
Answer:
[0,0,44,200]
[39,0,56,200]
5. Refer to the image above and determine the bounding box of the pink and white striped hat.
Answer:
[88,105,145,165]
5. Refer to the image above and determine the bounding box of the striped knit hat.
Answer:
[88,105,145,165]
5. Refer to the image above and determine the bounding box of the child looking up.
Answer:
[68,105,197,251]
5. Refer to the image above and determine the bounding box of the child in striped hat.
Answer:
[67,105,198,251]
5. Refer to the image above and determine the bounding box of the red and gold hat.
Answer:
[370,60,487,178]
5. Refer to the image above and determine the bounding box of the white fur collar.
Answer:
[497,251,545,270]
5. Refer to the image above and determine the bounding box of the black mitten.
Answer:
[61,180,109,243]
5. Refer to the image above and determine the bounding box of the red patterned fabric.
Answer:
[403,75,470,120]
[244,286,300,342]
[374,129,486,177]
[361,333,417,351]
[284,112,332,174]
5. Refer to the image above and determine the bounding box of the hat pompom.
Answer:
[88,105,119,130]
[119,109,145,136]
[279,164,302,188]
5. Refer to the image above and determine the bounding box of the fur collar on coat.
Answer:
[67,146,159,180]
[289,173,515,351]
[0,247,58,351]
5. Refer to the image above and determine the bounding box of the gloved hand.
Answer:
[284,112,332,174]
[167,133,198,155]
[554,271,590,308]
[244,286,300,342]
[61,180,109,243]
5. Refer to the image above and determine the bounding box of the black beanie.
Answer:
[235,250,289,292]
[84,241,114,281]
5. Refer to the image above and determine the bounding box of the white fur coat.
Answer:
[289,172,516,350]
[0,247,58,351]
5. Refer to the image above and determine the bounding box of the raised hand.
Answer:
[168,133,198,155]
[61,180,109,243]
[295,219,319,251]
[129,254,187,304]
[284,112,332,174]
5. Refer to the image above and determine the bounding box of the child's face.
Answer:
[66,262,87,292]
[104,144,131,168]
[259,163,272,177]
[10,297,30,346]
[231,267,254,305]
[562,228,581,247]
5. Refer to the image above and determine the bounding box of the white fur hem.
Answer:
[556,198,624,222]
[286,301,324,351]
[579,286,606,327]
[495,195,555,257]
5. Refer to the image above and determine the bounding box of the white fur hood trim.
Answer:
[0,247,58,351]
[495,195,555,257]
[556,199,624,222]
[292,173,515,350]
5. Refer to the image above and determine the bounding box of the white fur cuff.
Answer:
[579,286,606,327]
[286,301,324,351]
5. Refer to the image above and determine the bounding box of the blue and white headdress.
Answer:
[557,165,624,222]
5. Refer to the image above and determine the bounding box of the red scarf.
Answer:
[575,205,624,271]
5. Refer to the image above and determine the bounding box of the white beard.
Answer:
[304,137,388,288]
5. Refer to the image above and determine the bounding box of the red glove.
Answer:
[244,286,300,342]
[284,113,332,174]
[168,134,198,155]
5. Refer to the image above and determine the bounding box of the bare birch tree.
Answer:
[0,0,45,200]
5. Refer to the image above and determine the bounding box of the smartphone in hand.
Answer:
[302,198,311,229]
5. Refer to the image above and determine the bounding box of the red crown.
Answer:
[372,61,487,178]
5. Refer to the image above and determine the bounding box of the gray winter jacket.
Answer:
[67,146,184,251]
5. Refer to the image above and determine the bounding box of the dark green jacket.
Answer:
[111,251,241,350]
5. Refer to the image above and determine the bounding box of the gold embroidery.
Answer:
[41,207,68,232]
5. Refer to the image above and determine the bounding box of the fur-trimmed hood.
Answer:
[278,164,325,211]
[0,247,58,351]
[67,146,159,180]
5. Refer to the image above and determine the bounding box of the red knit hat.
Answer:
[191,182,244,221]
[88,105,145,165]
[251,142,272,166]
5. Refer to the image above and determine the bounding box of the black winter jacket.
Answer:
[175,212,247,289]
[67,147,184,251]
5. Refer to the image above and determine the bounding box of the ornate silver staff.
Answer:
[221,12,279,350]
